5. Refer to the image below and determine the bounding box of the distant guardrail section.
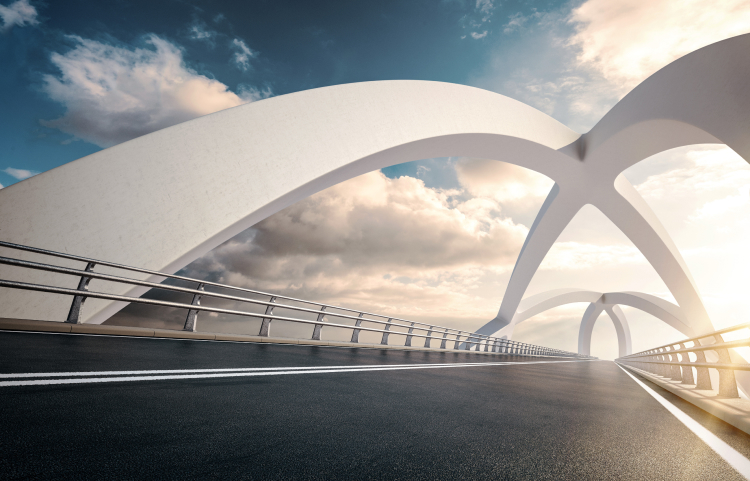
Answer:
[0,240,590,357]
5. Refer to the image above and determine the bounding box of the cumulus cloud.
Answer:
[569,0,750,92]
[455,158,553,206]
[636,146,750,205]
[0,0,38,32]
[2,166,38,179]
[470,31,488,39]
[40,35,259,147]
[179,170,530,323]
[231,38,256,71]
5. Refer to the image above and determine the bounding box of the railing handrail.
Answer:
[0,240,484,336]
[0,255,476,337]
[0,240,587,357]
[622,339,750,358]
[620,322,750,359]
[616,322,749,398]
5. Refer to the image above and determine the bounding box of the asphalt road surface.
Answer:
[1,330,749,480]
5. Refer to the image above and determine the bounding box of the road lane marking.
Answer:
[618,364,750,480]
[0,359,592,387]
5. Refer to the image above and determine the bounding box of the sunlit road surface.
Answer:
[1,331,749,480]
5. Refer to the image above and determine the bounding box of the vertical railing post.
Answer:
[404,322,415,347]
[669,345,682,381]
[312,306,327,340]
[692,344,712,389]
[350,313,364,343]
[258,296,277,337]
[464,334,472,351]
[425,326,435,348]
[439,329,449,349]
[713,334,739,398]
[678,343,694,385]
[66,262,96,324]
[380,318,392,345]
[183,282,205,332]
[454,331,463,350]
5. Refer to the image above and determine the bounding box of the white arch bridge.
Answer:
[1,34,750,362]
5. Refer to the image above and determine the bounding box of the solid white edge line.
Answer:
[0,362,510,378]
[0,329,584,360]
[0,359,594,379]
[617,363,750,480]
[1,360,591,386]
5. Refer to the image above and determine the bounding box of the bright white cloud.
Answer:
[0,0,38,32]
[569,0,750,92]
[636,146,750,205]
[455,158,553,206]
[470,31,488,39]
[40,35,261,147]
[180,169,531,324]
[231,38,256,71]
[2,167,38,180]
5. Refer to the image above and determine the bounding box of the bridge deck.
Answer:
[1,331,748,480]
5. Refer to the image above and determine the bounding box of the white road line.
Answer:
[0,363,491,378]
[0,359,588,387]
[618,364,750,480]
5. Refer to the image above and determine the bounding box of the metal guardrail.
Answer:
[0,241,590,357]
[616,322,750,398]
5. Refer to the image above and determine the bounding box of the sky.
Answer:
[2,0,750,359]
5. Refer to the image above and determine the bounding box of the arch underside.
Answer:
[502,288,691,358]
[0,34,748,346]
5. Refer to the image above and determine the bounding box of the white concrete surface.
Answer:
[0,34,748,357]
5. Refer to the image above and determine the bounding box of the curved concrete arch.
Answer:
[476,34,750,340]
[0,81,581,324]
[511,289,689,337]
[475,173,711,337]
[504,288,691,358]
[578,304,631,358]
[513,288,603,324]
[585,34,750,174]
[1,34,749,331]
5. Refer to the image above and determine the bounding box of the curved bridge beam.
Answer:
[504,288,689,358]
[476,34,750,340]
[578,303,631,358]
[0,81,580,324]
[2,35,750,329]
